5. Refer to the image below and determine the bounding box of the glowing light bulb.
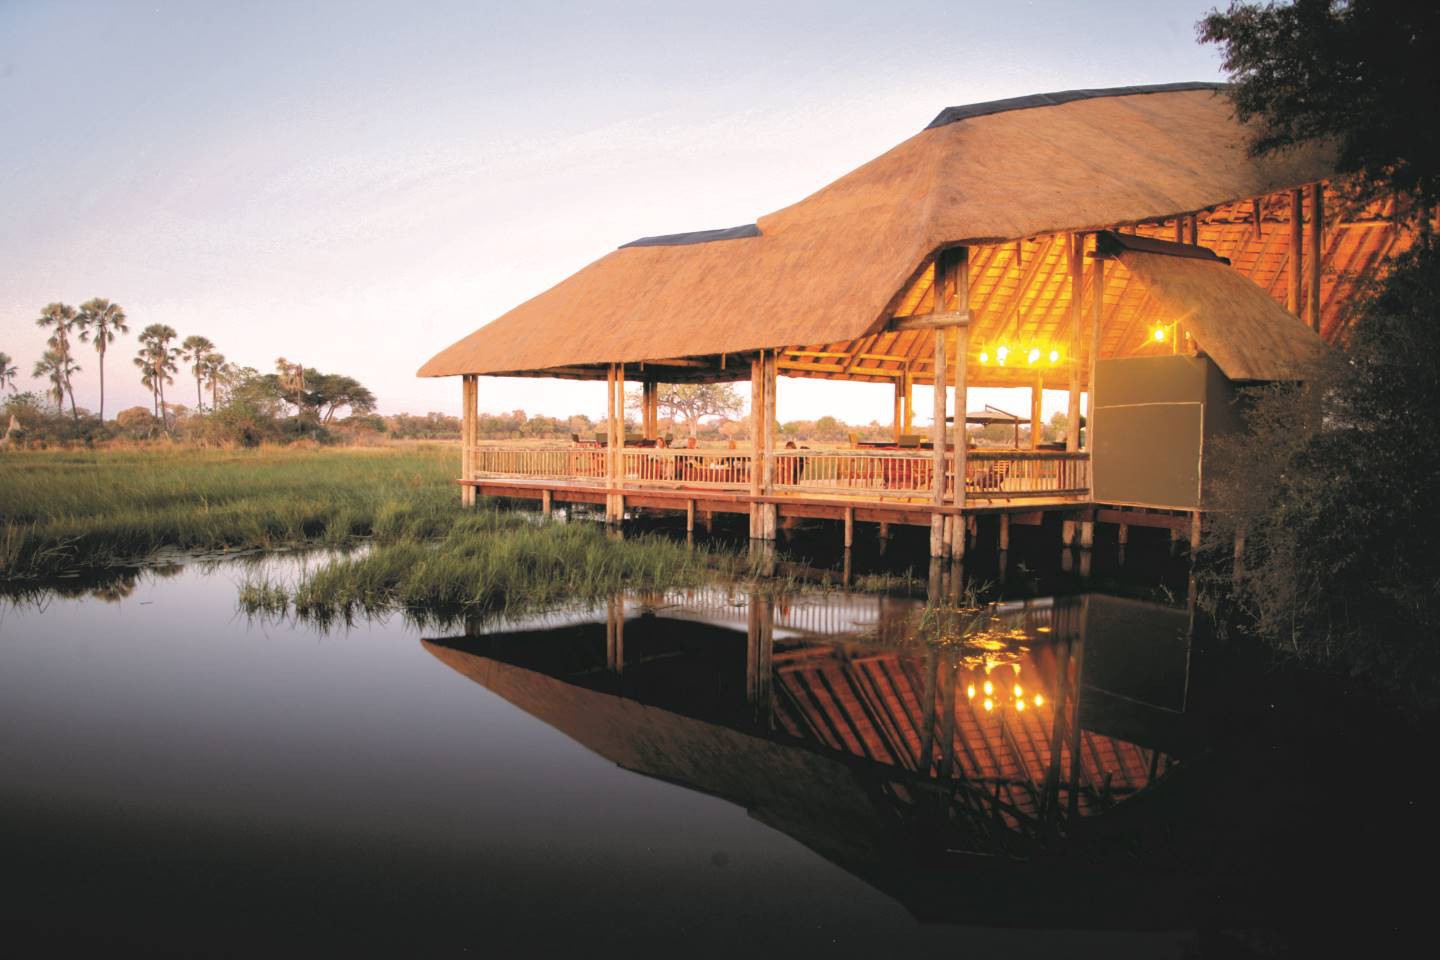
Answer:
[983,698,994,713]
[1014,684,1023,697]
[966,683,975,700]
[1034,694,1044,707]
[1048,349,1060,364]
[1153,326,1166,343]
[983,680,994,696]
[978,351,989,365]
[1027,347,1040,365]
[996,345,1009,365]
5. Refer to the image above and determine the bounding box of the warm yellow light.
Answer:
[1048,349,1060,364]
[1027,347,1040,365]
[983,698,994,712]
[1014,684,1023,697]
[966,683,975,700]
[996,345,1009,365]
[1033,694,1044,707]
[978,351,989,365]
[1153,326,1166,343]
[1016,699,1026,712]
[983,679,994,696]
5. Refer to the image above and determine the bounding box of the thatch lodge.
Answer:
[419,82,1408,557]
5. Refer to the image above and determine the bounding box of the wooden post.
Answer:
[998,512,1010,552]
[460,375,476,507]
[951,250,969,560]
[1066,233,1082,452]
[903,368,914,434]
[929,326,948,557]
[1030,369,1043,450]
[1173,218,1183,244]
[1087,250,1104,454]
[1309,182,1324,334]
[686,499,695,533]
[843,506,854,549]
[541,488,552,516]
[1190,511,1203,553]
[761,349,778,539]
[606,364,621,523]
[1288,188,1304,315]
[1187,214,1199,246]
[893,380,904,444]
[1117,522,1129,546]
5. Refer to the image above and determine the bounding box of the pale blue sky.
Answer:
[1,0,1226,423]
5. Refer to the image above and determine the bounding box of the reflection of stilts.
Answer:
[745,592,773,726]
[1065,595,1089,819]
[605,594,624,677]
[918,644,938,776]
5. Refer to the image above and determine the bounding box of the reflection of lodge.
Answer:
[425,590,1191,905]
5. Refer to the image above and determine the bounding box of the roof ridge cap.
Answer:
[926,82,1229,131]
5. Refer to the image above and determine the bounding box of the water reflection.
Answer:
[424,584,1194,926]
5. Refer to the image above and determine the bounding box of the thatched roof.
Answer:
[1099,232,1329,381]
[420,83,1347,381]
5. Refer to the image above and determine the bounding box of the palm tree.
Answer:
[75,298,129,422]
[0,352,17,394]
[35,303,79,420]
[181,335,215,411]
[136,324,179,431]
[32,349,79,412]
[200,352,230,410]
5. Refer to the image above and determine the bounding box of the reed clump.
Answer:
[240,511,755,625]
[0,444,456,579]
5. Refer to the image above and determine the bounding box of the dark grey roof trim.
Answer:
[1094,230,1231,265]
[926,82,1228,130]
[620,223,761,249]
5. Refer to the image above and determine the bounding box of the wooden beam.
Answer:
[1066,233,1082,452]
[889,309,970,331]
[1086,252,1103,452]
[1251,197,1263,240]
[930,325,948,558]
[1309,182,1324,334]
[1289,188,1304,315]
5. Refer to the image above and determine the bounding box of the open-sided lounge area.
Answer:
[421,84,1404,557]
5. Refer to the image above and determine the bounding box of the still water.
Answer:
[0,541,1418,956]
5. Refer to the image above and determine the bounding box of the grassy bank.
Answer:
[0,444,458,579]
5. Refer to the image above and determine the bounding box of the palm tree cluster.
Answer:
[8,299,232,431]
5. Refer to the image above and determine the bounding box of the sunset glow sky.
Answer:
[1,0,1227,424]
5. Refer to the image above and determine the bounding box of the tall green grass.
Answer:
[0,444,458,578]
[239,511,761,626]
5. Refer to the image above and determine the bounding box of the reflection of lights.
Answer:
[1016,699,1026,712]
[1014,684,1023,697]
[966,683,976,700]
[982,680,994,696]
[1034,694,1044,707]
[983,698,994,712]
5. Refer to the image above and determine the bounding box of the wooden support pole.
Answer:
[1030,369,1043,450]
[1062,518,1077,546]
[1079,517,1095,549]
[686,499,695,533]
[950,248,969,560]
[893,380,904,444]
[1066,233,1082,452]
[1309,182,1324,334]
[1190,511,1203,553]
[761,350,778,539]
[1117,522,1129,546]
[541,488,552,516]
[1173,218,1183,244]
[1087,253,1104,454]
[929,326,948,558]
[902,368,914,434]
[843,506,854,549]
[1289,188,1304,315]
[1187,214,1199,245]
[606,364,620,523]
[460,375,476,507]
[999,512,1010,552]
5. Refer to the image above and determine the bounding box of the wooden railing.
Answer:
[620,448,752,490]
[468,444,1090,502]
[772,449,938,499]
[964,450,1090,499]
